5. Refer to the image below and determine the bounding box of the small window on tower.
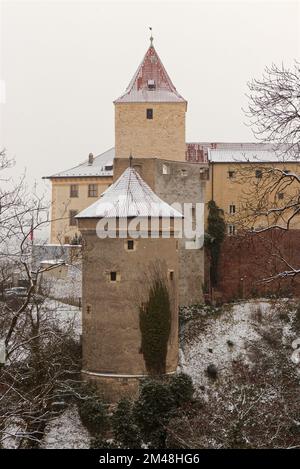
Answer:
[110,272,117,282]
[146,108,153,119]
[148,79,156,90]
[127,240,134,250]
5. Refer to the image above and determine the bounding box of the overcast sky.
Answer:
[0,0,299,188]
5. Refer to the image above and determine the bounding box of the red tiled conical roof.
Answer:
[114,44,186,103]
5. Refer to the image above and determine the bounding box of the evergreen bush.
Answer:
[112,399,141,448]
[133,379,176,448]
[169,372,194,406]
[78,397,109,435]
[206,200,226,287]
[139,277,171,374]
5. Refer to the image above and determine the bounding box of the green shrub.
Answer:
[206,200,226,287]
[169,373,194,406]
[90,436,117,449]
[133,379,176,448]
[79,397,109,435]
[139,278,171,375]
[112,398,141,449]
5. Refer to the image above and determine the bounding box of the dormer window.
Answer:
[147,79,156,90]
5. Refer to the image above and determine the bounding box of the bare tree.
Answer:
[0,150,83,447]
[227,62,300,282]
[245,61,300,158]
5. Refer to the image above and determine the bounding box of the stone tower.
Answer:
[114,41,187,161]
[76,166,183,401]
[113,37,205,307]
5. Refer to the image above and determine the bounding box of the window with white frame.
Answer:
[88,184,98,197]
[228,224,236,236]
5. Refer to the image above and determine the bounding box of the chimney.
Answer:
[88,153,94,165]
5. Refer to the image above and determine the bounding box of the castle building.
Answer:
[46,141,300,245]
[46,38,206,307]
[41,36,300,397]
[76,166,182,400]
[72,37,209,399]
[44,37,300,311]
[196,143,300,233]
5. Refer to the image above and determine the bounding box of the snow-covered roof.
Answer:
[114,44,186,104]
[46,147,114,178]
[76,166,183,219]
[196,142,275,151]
[208,149,298,163]
[46,143,296,181]
[40,259,65,265]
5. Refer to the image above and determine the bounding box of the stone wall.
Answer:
[115,102,187,161]
[114,157,206,306]
[209,229,300,302]
[77,222,179,383]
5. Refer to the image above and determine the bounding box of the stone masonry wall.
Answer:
[114,157,206,306]
[115,102,186,161]
[211,229,300,302]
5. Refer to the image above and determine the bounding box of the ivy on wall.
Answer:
[139,277,171,375]
[206,200,226,287]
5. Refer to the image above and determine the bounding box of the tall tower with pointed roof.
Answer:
[114,39,187,161]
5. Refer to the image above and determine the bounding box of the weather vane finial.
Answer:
[149,26,153,47]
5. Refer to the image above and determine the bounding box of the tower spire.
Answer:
[149,26,153,47]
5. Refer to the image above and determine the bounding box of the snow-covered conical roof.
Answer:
[76,166,183,219]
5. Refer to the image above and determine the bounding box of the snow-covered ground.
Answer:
[41,406,90,449]
[3,298,299,448]
[41,262,82,305]
[180,299,298,392]
[44,298,82,339]
[37,300,295,449]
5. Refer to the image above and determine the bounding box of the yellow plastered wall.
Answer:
[205,161,300,231]
[115,102,187,161]
[50,177,113,243]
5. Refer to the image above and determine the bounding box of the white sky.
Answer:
[0,0,299,188]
